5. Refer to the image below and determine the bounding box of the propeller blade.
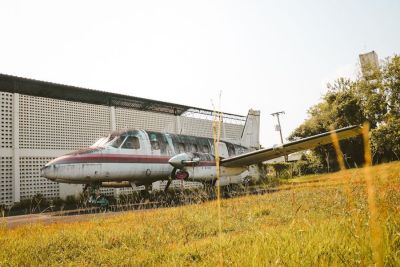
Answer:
[165,167,177,191]
[83,184,89,193]
[164,180,172,192]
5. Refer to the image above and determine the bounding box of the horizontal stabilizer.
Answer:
[221,125,362,167]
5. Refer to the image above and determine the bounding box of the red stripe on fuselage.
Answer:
[52,154,216,166]
[53,154,170,164]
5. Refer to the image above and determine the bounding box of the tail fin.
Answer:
[240,109,261,150]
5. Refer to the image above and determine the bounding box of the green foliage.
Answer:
[268,152,324,179]
[51,197,65,207]
[297,152,324,174]
[270,162,293,178]
[290,54,400,170]
[0,205,5,217]
[383,55,400,117]
[65,195,77,206]
[371,117,400,162]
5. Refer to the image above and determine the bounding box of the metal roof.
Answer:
[0,73,246,120]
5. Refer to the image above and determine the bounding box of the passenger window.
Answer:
[202,145,210,153]
[191,144,198,153]
[122,136,140,149]
[226,143,236,156]
[177,143,185,153]
[149,134,160,151]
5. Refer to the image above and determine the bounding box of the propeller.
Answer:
[168,153,200,169]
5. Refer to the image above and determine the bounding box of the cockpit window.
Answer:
[110,135,127,148]
[121,136,140,149]
[151,140,160,150]
[91,136,112,147]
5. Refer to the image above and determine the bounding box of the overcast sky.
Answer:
[1,0,399,146]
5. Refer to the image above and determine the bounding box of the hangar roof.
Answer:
[0,73,245,121]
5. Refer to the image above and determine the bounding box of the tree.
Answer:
[289,78,365,171]
[290,54,400,170]
[382,55,400,117]
[371,117,400,162]
[370,55,400,163]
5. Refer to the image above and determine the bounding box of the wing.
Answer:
[221,125,362,167]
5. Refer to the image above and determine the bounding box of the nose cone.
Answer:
[41,163,56,180]
[168,153,190,169]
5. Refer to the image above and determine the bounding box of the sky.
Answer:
[0,0,399,147]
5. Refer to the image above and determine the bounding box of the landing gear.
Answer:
[83,183,109,209]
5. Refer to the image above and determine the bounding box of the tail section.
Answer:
[240,109,261,150]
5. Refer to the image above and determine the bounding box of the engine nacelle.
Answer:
[168,152,214,169]
[168,152,252,185]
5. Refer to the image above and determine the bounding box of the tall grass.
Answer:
[362,122,384,267]
[330,123,385,266]
[212,108,223,266]
[0,162,399,266]
[330,126,355,212]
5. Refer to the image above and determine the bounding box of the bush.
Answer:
[297,152,324,174]
[52,197,65,207]
[65,195,77,206]
[270,162,293,179]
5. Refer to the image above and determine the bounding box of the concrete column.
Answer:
[175,115,181,134]
[110,106,119,197]
[110,106,116,131]
[12,93,20,203]
[222,119,226,140]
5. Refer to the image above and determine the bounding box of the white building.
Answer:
[0,74,246,206]
[359,51,380,78]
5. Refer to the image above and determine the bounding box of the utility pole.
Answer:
[271,111,287,161]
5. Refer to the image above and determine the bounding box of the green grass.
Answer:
[1,162,400,266]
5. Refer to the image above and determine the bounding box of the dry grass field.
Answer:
[1,162,399,266]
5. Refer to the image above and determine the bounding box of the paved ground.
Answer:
[2,211,124,229]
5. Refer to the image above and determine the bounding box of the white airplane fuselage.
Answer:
[41,129,251,187]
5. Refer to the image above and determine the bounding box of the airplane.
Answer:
[40,110,363,202]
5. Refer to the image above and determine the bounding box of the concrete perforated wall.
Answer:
[19,157,59,200]
[19,95,111,150]
[0,157,13,206]
[115,107,176,132]
[0,92,13,148]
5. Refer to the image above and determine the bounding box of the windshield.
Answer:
[121,136,141,149]
[109,135,127,148]
[90,136,113,147]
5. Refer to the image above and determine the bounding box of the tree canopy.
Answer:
[289,54,400,171]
